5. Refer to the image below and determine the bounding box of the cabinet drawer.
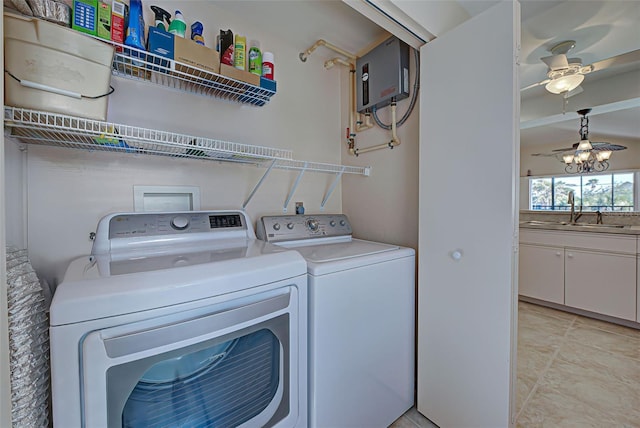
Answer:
[520,229,636,254]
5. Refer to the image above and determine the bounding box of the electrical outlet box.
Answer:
[356,36,409,113]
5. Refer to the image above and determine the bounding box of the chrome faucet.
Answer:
[568,190,582,223]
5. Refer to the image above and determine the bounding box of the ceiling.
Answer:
[471,0,640,149]
[215,1,640,149]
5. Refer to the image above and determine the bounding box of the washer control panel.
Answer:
[257,214,352,243]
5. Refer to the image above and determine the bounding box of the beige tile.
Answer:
[573,314,640,340]
[517,301,640,427]
[518,311,570,350]
[389,414,419,428]
[517,341,555,377]
[535,357,640,424]
[516,386,630,428]
[555,340,640,386]
[515,372,536,415]
[519,301,576,322]
[402,407,439,428]
[566,324,640,361]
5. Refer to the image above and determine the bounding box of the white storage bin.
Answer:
[4,13,114,120]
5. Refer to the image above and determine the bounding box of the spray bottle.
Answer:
[150,6,171,31]
[191,22,205,45]
[168,10,186,37]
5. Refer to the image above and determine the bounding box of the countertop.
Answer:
[520,221,640,235]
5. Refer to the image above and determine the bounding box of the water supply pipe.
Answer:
[299,39,356,62]
[352,101,401,156]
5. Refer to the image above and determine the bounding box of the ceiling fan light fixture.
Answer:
[562,154,574,164]
[576,138,592,151]
[596,150,612,161]
[545,74,584,94]
[577,150,591,162]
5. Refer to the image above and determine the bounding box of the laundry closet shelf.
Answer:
[3,107,371,177]
[108,40,275,107]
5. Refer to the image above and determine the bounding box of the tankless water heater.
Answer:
[356,35,410,113]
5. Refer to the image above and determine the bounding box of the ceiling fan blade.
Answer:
[551,147,577,152]
[531,152,562,157]
[591,142,627,151]
[521,79,550,91]
[541,53,569,70]
[586,49,640,73]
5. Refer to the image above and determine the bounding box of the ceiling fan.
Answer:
[532,109,627,173]
[521,40,640,96]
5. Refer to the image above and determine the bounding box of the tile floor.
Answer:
[390,301,640,428]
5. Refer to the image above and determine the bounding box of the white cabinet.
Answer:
[565,249,636,321]
[519,228,638,322]
[519,244,564,304]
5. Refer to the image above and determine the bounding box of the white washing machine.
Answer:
[257,214,415,428]
[49,210,308,428]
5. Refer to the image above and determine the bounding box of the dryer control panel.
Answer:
[92,210,252,255]
[257,214,352,243]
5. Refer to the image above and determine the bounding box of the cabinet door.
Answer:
[565,250,636,321]
[519,244,564,304]
[417,2,519,427]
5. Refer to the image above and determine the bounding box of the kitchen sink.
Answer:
[520,220,627,229]
[567,223,626,229]
[520,220,568,226]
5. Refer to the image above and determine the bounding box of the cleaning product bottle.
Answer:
[168,10,186,37]
[248,40,262,76]
[220,29,234,65]
[262,51,274,80]
[191,22,205,45]
[234,35,246,70]
[150,5,171,31]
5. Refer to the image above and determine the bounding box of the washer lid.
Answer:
[286,239,399,263]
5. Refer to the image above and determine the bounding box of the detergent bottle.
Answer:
[168,10,186,37]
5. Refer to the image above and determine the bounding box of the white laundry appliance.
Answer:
[49,210,308,428]
[256,214,415,428]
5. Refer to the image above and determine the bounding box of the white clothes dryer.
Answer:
[49,210,308,428]
[257,214,415,428]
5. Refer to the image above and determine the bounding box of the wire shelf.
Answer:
[4,107,291,164]
[109,41,275,107]
[3,107,371,176]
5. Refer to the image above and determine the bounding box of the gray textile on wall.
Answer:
[6,247,50,427]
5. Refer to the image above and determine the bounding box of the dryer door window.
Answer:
[119,327,283,428]
[80,288,295,428]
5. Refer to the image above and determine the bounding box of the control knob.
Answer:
[171,215,190,230]
[306,218,319,232]
[273,223,281,231]
[329,220,336,227]
[287,223,294,230]
[340,219,346,227]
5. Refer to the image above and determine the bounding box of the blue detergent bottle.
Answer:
[191,22,205,45]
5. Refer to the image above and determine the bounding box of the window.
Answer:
[530,173,635,211]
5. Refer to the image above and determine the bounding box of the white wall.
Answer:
[4,139,26,249]
[13,1,350,287]
[341,52,420,250]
